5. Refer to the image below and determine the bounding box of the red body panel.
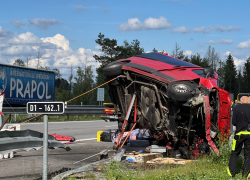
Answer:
[199,76,218,89]
[49,134,76,142]
[217,88,231,135]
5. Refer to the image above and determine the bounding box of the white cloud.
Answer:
[41,34,70,50]
[9,19,26,29]
[193,26,213,34]
[172,26,213,34]
[2,45,36,56]
[28,18,63,30]
[206,39,234,44]
[223,51,245,68]
[172,26,191,34]
[143,17,172,30]
[0,32,101,78]
[233,57,245,67]
[172,25,241,34]
[118,16,172,31]
[118,18,143,31]
[224,51,231,56]
[102,5,111,12]
[77,5,85,12]
[216,25,241,32]
[0,26,12,37]
[184,50,192,56]
[236,39,250,49]
[95,45,102,50]
[8,32,42,44]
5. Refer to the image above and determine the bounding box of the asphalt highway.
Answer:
[22,120,118,140]
[0,120,118,180]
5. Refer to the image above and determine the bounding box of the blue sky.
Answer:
[0,0,249,78]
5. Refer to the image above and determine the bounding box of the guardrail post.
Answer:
[43,115,48,180]
[9,114,11,123]
[14,114,17,122]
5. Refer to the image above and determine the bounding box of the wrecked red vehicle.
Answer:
[103,52,231,158]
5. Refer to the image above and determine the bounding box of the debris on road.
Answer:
[52,158,111,180]
[49,133,76,142]
[74,149,114,164]
[113,148,126,162]
[150,145,167,153]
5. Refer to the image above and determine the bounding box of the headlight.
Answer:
[172,84,190,93]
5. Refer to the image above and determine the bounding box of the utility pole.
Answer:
[37,51,40,69]
[26,57,29,67]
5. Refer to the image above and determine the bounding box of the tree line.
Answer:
[12,33,250,104]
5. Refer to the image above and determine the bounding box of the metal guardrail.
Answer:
[0,130,70,154]
[2,105,106,115]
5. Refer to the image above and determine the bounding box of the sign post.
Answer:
[27,102,65,180]
[43,115,48,180]
[97,88,104,106]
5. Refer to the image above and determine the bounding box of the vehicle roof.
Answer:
[136,52,199,67]
[120,52,218,86]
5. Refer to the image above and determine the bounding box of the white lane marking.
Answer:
[105,125,118,127]
[75,138,97,142]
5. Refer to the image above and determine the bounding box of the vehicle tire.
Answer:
[166,81,199,102]
[103,61,128,77]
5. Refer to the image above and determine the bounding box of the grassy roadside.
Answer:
[4,114,102,123]
[102,137,245,180]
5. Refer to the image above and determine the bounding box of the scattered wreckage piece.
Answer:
[146,157,193,165]
[124,152,163,163]
[103,52,231,158]
[49,134,76,142]
[52,159,111,180]
[0,129,71,155]
[74,149,113,164]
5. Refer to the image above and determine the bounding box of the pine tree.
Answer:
[171,43,185,60]
[223,54,237,95]
[216,60,226,88]
[190,53,209,68]
[243,57,250,93]
[152,48,158,52]
[183,55,190,62]
[13,58,25,66]
[73,65,94,105]
[93,33,144,104]
[237,67,243,94]
[204,46,220,71]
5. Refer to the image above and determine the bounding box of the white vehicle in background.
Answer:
[101,103,118,121]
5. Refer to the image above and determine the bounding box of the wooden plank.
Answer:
[146,157,193,165]
[123,153,163,163]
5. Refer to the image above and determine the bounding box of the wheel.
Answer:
[166,81,199,101]
[103,61,128,77]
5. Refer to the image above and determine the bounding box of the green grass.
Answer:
[4,114,102,123]
[103,135,246,180]
[103,157,244,180]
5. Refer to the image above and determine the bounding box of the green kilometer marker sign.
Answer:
[27,102,65,114]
